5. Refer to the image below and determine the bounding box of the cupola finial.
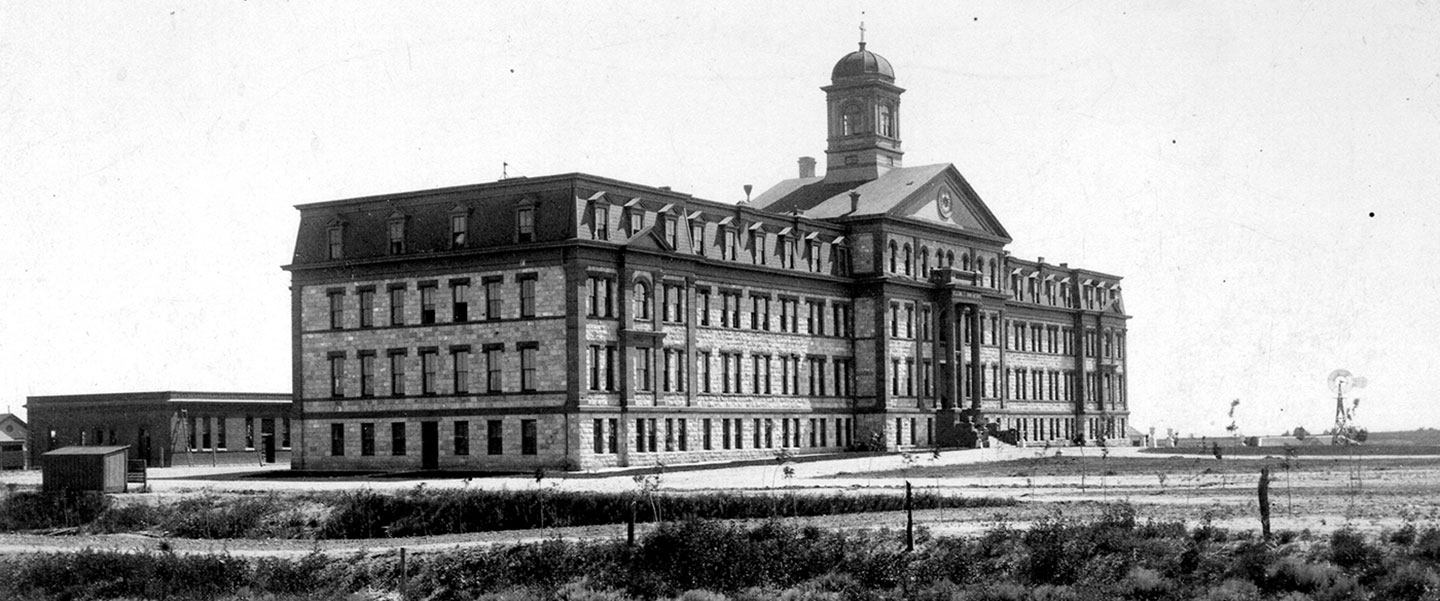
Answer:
[859,20,866,50]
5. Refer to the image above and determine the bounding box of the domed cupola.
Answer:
[831,42,895,82]
[821,41,905,184]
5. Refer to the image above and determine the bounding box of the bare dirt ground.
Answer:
[3,446,1437,556]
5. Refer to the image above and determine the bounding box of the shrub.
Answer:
[1329,528,1382,576]
[0,491,109,530]
[1373,561,1440,601]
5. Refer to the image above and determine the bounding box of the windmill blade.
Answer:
[1351,376,1367,388]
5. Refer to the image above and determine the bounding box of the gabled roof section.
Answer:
[623,225,673,252]
[753,164,1011,240]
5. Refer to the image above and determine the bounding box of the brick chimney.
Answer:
[849,190,861,214]
[798,156,817,178]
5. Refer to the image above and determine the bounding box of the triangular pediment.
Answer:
[624,225,673,252]
[888,164,1011,240]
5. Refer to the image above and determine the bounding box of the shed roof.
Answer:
[43,446,129,456]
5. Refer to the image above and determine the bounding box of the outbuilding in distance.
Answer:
[26,391,292,468]
[41,445,130,493]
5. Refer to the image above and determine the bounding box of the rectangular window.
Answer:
[702,418,711,450]
[327,226,343,259]
[390,352,406,396]
[487,420,503,455]
[389,220,405,254]
[594,205,609,240]
[753,418,762,449]
[329,355,345,397]
[628,210,643,236]
[330,423,344,456]
[201,418,212,450]
[698,351,712,393]
[636,347,652,392]
[454,421,469,455]
[765,419,774,448]
[665,419,675,451]
[606,346,617,391]
[519,276,537,318]
[722,419,732,449]
[361,423,375,456]
[328,291,344,329]
[451,214,467,246]
[906,304,915,338]
[607,418,618,453]
[420,286,437,324]
[391,423,407,455]
[588,346,601,390]
[453,349,469,394]
[486,347,503,393]
[452,284,469,322]
[358,289,374,328]
[665,217,679,248]
[698,289,711,325]
[389,287,405,326]
[360,353,375,397]
[635,419,647,453]
[517,207,535,242]
[485,279,502,320]
[421,351,438,395]
[245,417,254,449]
[690,222,704,254]
[808,301,824,335]
[593,419,606,454]
[521,346,538,391]
[521,420,537,455]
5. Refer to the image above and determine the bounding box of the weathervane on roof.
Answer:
[859,18,866,49]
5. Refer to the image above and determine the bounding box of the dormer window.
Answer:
[690,222,704,255]
[807,241,822,272]
[750,229,764,264]
[387,213,407,255]
[627,208,643,236]
[326,224,344,260]
[593,205,609,240]
[450,214,468,248]
[516,198,536,243]
[665,216,678,249]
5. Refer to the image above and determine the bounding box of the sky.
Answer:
[2,2,1437,437]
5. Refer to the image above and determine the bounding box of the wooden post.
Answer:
[1258,467,1272,542]
[627,501,636,546]
[398,547,407,594]
[905,481,914,552]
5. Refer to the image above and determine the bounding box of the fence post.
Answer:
[905,481,914,552]
[1258,467,1272,542]
[627,500,636,546]
[398,547,407,594]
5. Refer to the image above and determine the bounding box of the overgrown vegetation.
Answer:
[6,507,1440,600]
[0,488,1015,539]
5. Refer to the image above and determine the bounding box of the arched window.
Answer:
[634,281,652,321]
[945,250,955,268]
[961,254,971,272]
[877,103,894,137]
[920,247,930,277]
[888,241,898,273]
[987,259,997,289]
[842,104,862,136]
[902,244,912,276]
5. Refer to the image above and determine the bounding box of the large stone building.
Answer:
[285,42,1130,471]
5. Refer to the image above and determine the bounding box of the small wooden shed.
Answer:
[42,446,130,493]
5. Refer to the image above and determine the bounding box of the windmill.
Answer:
[1327,369,1367,445]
